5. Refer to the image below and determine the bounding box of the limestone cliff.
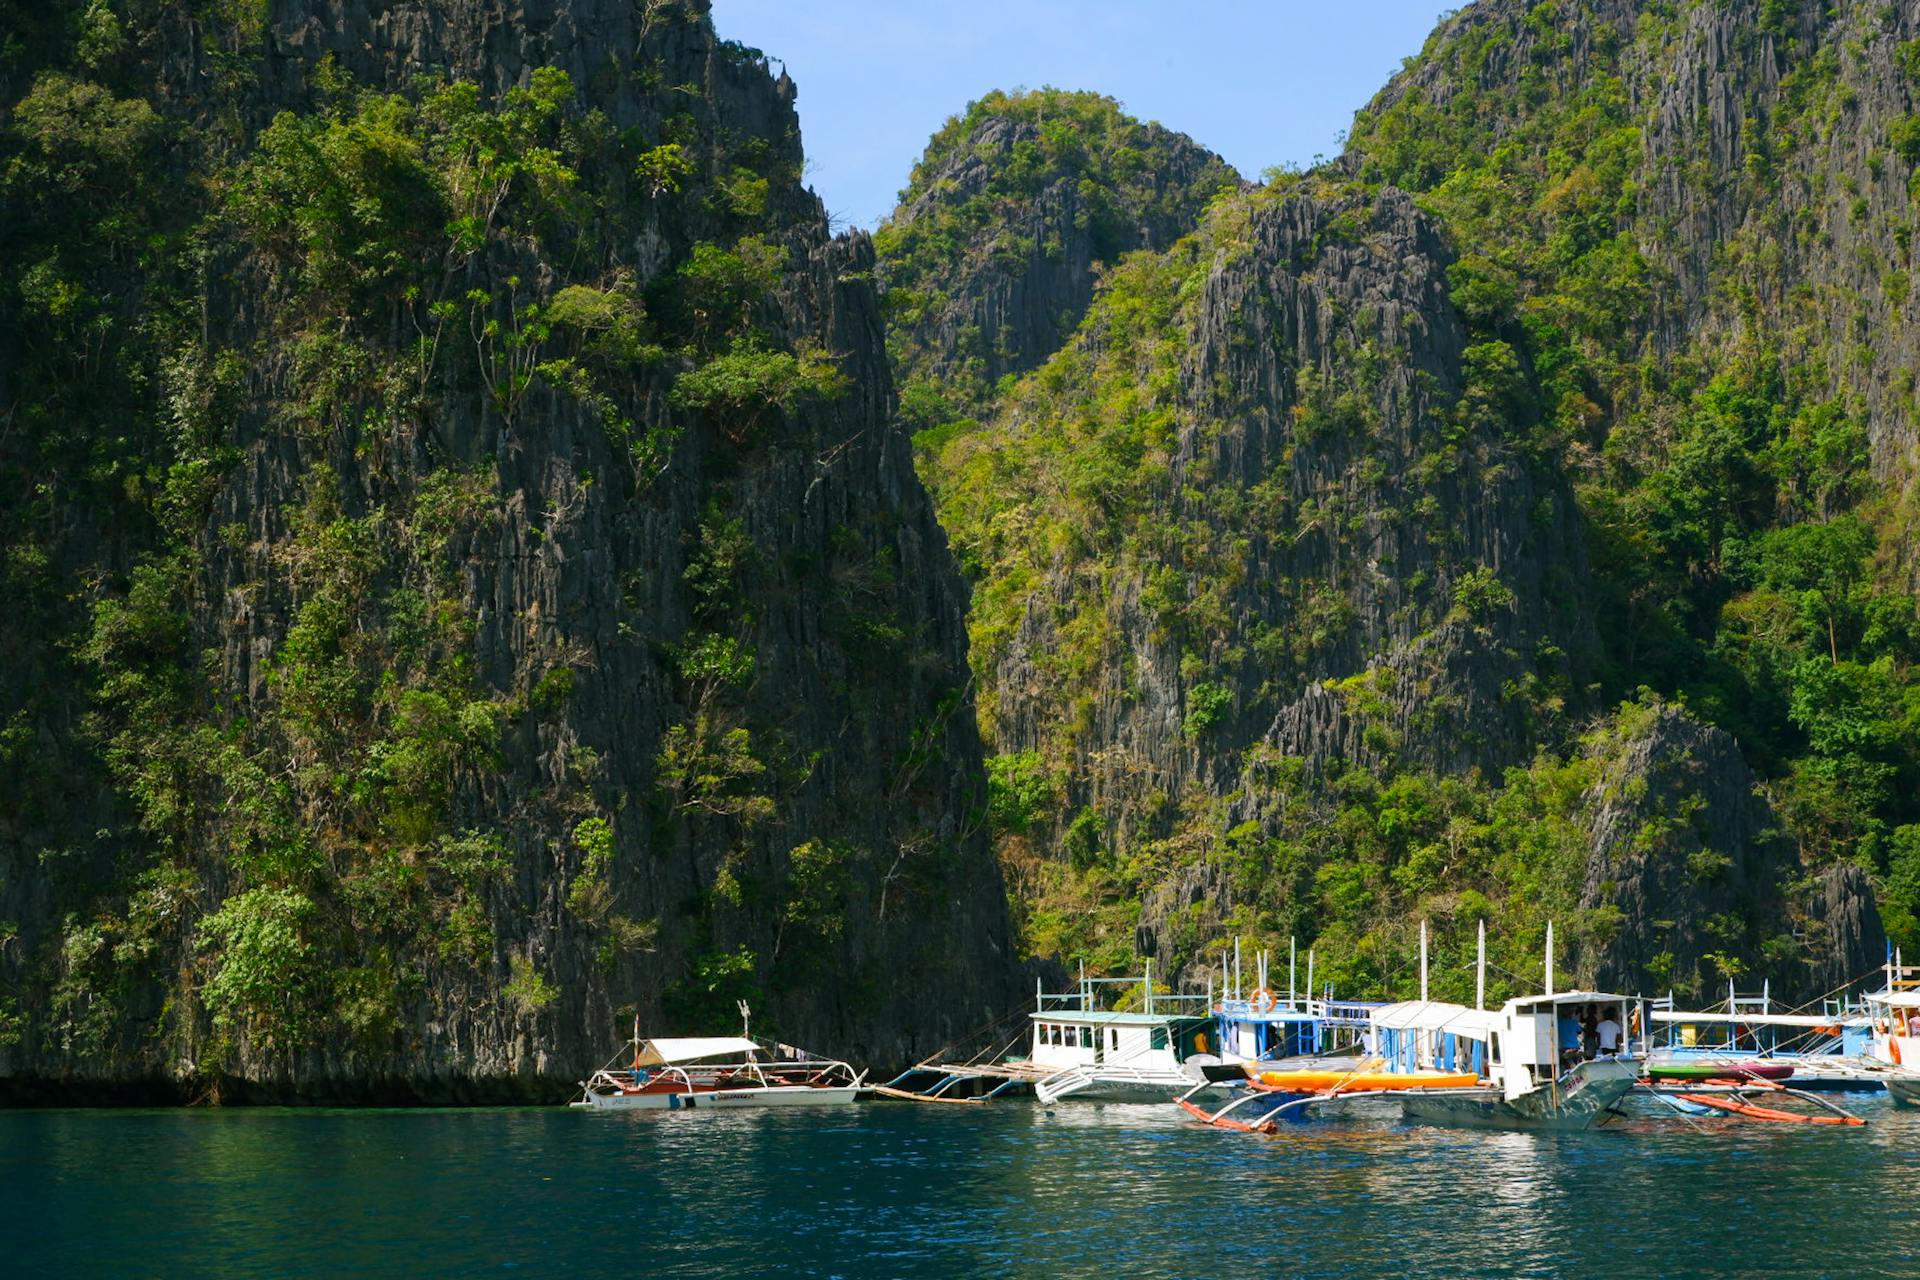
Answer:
[1574,704,1884,998]
[876,89,1240,411]
[0,0,1018,1102]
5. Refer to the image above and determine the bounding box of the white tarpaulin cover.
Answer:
[1370,1001,1502,1040]
[633,1037,759,1066]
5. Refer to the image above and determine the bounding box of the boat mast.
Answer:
[1305,949,1315,1011]
[1289,937,1297,1010]
[1545,921,1555,996]
[1419,919,1429,1003]
[1476,919,1486,1012]
[1234,937,1242,1002]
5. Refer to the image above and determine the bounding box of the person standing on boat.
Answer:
[1557,1008,1584,1067]
[1581,1009,1600,1059]
[1596,1007,1623,1057]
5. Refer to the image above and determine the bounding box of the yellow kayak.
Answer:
[1254,1068,1480,1092]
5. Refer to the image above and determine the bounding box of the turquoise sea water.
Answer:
[3,1097,1915,1278]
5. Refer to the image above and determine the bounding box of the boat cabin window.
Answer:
[1151,1027,1168,1051]
[1080,1026,1093,1049]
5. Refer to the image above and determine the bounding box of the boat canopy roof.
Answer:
[1651,1010,1857,1027]
[1865,989,1920,1009]
[1370,1000,1502,1039]
[1505,989,1634,1014]
[633,1036,759,1066]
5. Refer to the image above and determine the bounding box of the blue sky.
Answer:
[711,2,1454,229]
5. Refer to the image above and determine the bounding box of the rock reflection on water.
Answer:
[2,1098,1916,1278]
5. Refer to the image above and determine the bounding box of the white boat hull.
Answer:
[572,1084,863,1111]
[1888,1074,1920,1107]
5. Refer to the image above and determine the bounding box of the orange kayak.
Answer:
[1254,1069,1480,1092]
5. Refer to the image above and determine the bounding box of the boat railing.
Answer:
[1320,1001,1382,1027]
[1036,981,1210,1016]
[1212,998,1377,1023]
[1216,997,1314,1019]
[1037,961,1212,1016]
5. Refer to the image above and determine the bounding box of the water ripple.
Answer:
[1,1098,1914,1277]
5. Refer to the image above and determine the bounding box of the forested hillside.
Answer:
[0,0,1018,1101]
[886,1,1915,1005]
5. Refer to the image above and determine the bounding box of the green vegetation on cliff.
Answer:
[876,88,1239,414]
[898,1,1916,1003]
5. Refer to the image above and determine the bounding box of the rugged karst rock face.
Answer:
[1352,0,1920,525]
[977,185,1589,840]
[1574,704,1884,997]
[875,90,1240,410]
[0,0,1018,1101]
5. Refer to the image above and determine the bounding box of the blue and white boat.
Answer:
[1210,939,1376,1067]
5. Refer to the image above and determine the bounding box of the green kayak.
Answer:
[1646,1061,1795,1082]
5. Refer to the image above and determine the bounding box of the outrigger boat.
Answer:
[1183,922,1643,1133]
[1384,989,1644,1131]
[1645,980,1884,1092]
[1030,944,1382,1103]
[572,1009,865,1111]
[1027,963,1218,1103]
